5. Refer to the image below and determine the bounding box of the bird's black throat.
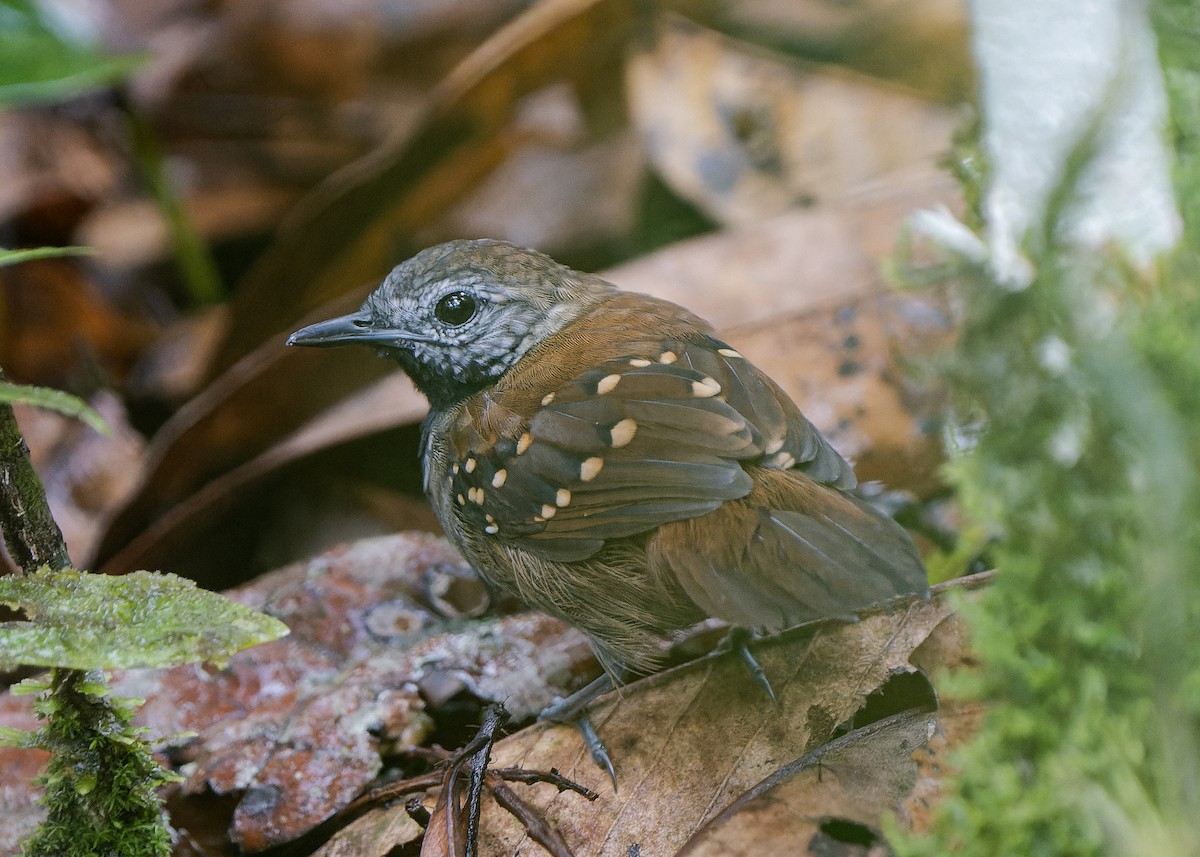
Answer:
[387,347,497,411]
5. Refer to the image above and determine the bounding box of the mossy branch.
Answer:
[0,367,71,574]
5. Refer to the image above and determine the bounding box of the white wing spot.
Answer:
[580,457,604,481]
[692,377,722,398]
[596,374,622,395]
[456,494,466,506]
[485,524,499,534]
[769,452,797,469]
[516,433,532,455]
[452,463,460,475]
[556,488,572,507]
[541,392,556,406]
[717,348,744,359]
[659,351,678,364]
[492,469,507,488]
[541,504,557,519]
[610,418,638,448]
[629,358,652,367]
[464,458,477,473]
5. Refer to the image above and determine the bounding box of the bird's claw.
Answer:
[539,674,618,791]
[726,628,778,704]
[575,714,618,793]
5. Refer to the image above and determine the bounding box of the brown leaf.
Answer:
[0,258,157,389]
[710,0,973,101]
[468,600,944,855]
[95,368,426,577]
[676,709,935,856]
[627,16,958,224]
[312,807,426,857]
[213,0,640,370]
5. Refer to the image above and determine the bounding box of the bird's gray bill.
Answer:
[287,310,413,348]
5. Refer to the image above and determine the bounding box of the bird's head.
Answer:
[287,239,616,407]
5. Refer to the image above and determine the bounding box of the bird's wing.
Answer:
[649,467,929,631]
[446,336,852,561]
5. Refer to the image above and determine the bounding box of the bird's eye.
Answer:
[434,291,478,326]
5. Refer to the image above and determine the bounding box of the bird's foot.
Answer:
[723,627,778,705]
[539,673,617,791]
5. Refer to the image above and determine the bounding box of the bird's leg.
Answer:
[723,627,777,704]
[538,673,617,790]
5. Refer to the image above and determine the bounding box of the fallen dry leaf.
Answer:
[0,533,598,854]
[317,575,987,856]
[0,258,158,389]
[214,0,640,370]
[676,708,936,857]
[627,15,958,224]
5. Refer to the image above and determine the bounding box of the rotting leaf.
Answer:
[0,566,289,670]
[676,707,937,857]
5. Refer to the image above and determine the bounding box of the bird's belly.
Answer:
[463,531,705,674]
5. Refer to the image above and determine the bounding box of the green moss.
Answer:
[18,670,179,857]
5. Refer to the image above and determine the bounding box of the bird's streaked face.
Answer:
[288,239,616,407]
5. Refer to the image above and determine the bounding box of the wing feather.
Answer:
[447,335,861,563]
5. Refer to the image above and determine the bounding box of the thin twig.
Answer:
[492,767,600,801]
[465,704,506,856]
[488,776,577,857]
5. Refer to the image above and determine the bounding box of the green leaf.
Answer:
[0,725,38,747]
[0,382,111,435]
[0,246,91,267]
[0,1,144,106]
[0,567,290,670]
[10,676,49,695]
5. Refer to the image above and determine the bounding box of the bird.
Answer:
[288,238,928,745]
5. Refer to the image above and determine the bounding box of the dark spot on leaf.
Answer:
[815,817,880,848]
[805,704,837,749]
[696,150,741,195]
[843,334,860,350]
[721,105,784,175]
[238,784,283,818]
[837,360,861,377]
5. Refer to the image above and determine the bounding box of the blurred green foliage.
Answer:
[0,0,142,105]
[892,2,1200,854]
